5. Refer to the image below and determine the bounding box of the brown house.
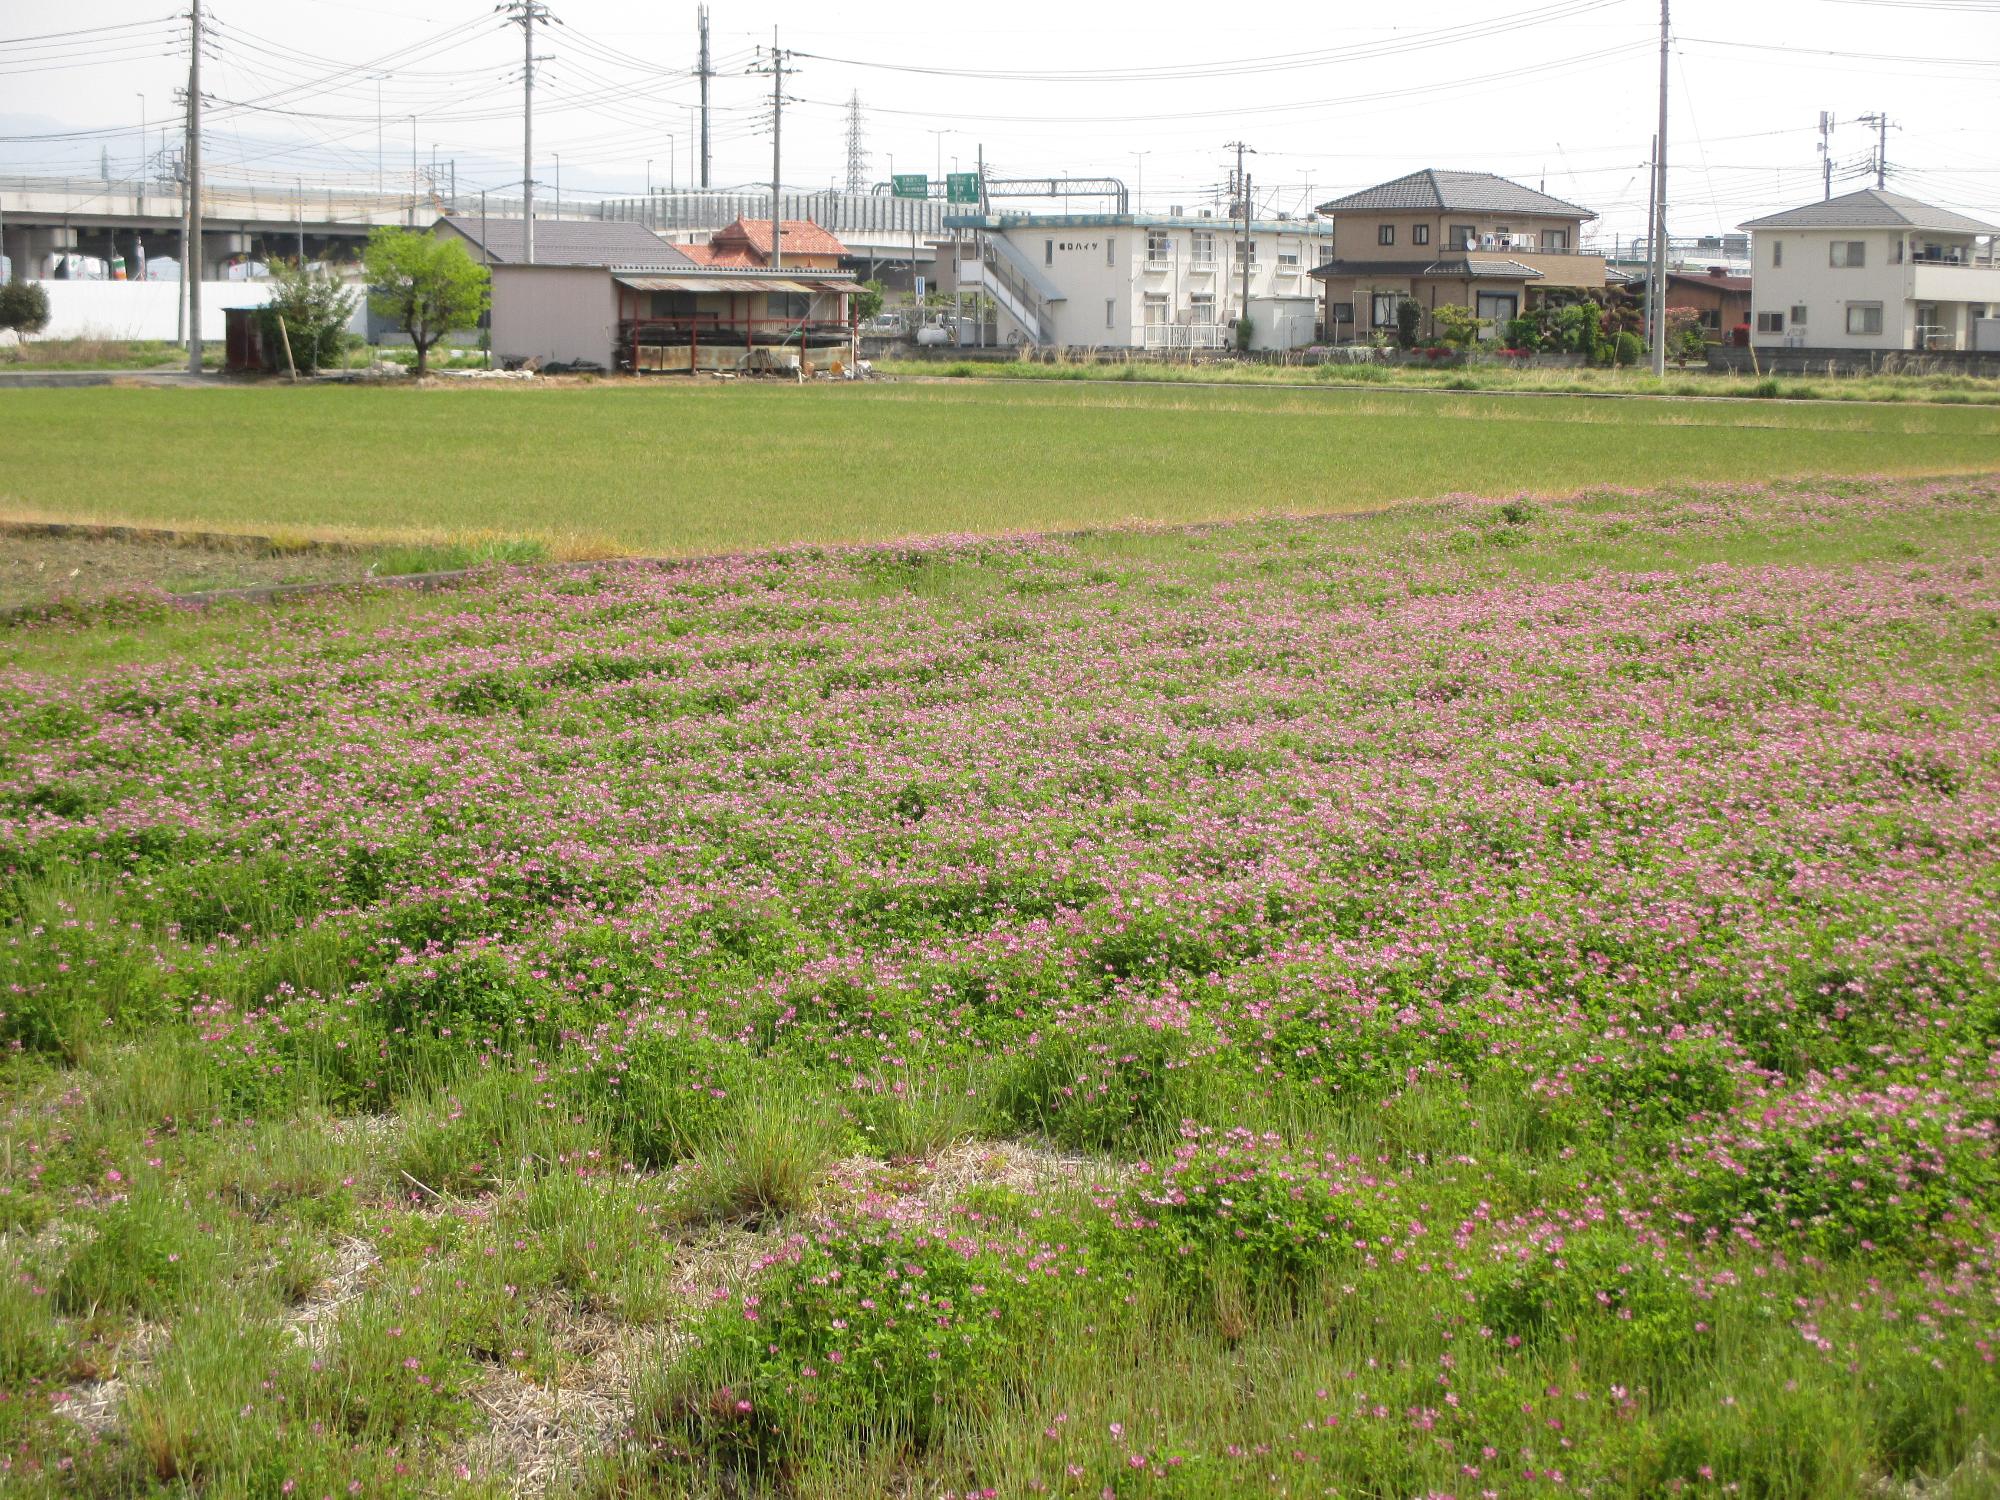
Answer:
[1309,170,1607,342]
[684,218,848,271]
[1665,267,1752,340]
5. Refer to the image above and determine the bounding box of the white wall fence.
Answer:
[13,281,274,342]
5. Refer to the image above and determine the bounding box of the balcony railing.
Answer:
[1141,324,1227,350]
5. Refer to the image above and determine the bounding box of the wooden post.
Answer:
[276,314,299,382]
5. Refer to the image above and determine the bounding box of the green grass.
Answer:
[885,353,2000,405]
[0,338,222,372]
[0,382,1996,557]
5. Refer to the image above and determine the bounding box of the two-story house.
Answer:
[1739,189,1999,353]
[1308,170,1606,342]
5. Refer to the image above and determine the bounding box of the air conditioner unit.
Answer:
[1170,205,1183,215]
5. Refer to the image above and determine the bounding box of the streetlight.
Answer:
[1132,151,1150,217]
[927,129,950,187]
[663,134,676,192]
[136,94,146,179]
[553,153,561,217]
[646,158,653,196]
[370,74,388,201]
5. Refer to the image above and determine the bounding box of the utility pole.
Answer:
[296,176,305,263]
[409,115,418,225]
[845,92,867,195]
[1650,0,1669,378]
[1858,112,1896,189]
[502,2,557,265]
[750,34,794,271]
[1644,134,1657,358]
[697,4,713,189]
[1226,141,1255,331]
[1819,111,1834,201]
[186,0,204,374]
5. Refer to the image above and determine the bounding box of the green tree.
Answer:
[260,261,359,375]
[1432,303,1483,349]
[361,228,489,377]
[1394,297,1422,350]
[854,279,885,322]
[0,282,51,352]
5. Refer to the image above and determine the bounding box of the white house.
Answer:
[1739,189,2000,353]
[933,211,1334,351]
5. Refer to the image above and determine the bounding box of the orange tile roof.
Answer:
[718,217,849,258]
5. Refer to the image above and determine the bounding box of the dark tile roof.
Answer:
[1315,170,1595,222]
[1738,188,1997,235]
[435,216,694,268]
[1308,257,1545,281]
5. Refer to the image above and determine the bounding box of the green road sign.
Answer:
[892,174,929,200]
[946,172,980,205]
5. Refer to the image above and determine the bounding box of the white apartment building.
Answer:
[1740,188,2000,353]
[935,212,1334,350]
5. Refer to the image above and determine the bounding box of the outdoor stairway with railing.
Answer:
[965,233,1064,345]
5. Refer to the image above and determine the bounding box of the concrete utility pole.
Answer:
[1227,140,1255,332]
[1650,0,1669,378]
[186,0,204,373]
[502,2,557,265]
[750,34,795,271]
[1819,111,1834,201]
[1858,112,1897,189]
[697,4,713,189]
[1644,134,1657,360]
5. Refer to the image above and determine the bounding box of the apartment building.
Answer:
[936,211,1334,350]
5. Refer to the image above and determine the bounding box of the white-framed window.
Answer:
[1146,229,1171,265]
[1757,311,1784,334]
[1189,292,1215,324]
[1278,248,1301,269]
[1847,303,1883,335]
[1106,236,1117,268]
[1771,239,1783,268]
[1413,223,1431,246]
[1143,292,1170,327]
[1378,224,1397,246]
[1831,240,1865,268]
[1191,230,1215,265]
[1235,239,1257,266]
[1790,305,1808,326]
[1476,291,1519,325]
[1105,298,1116,329]
[1372,291,1400,327]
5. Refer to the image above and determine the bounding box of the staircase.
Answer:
[966,233,1062,345]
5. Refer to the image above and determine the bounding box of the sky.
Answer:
[3,0,1997,247]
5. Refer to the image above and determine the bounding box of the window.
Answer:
[1847,303,1883,336]
[1413,224,1430,246]
[1771,239,1783,268]
[1278,248,1301,269]
[1790,305,1808,326]
[1476,291,1518,326]
[1329,301,1354,327]
[1190,292,1216,324]
[1191,230,1215,265]
[1106,236,1117,267]
[1545,228,1568,251]
[1831,240,1865,268]
[1235,239,1257,266]
[1106,298,1116,330]
[1045,239,1054,266]
[1372,292,1400,327]
[1450,224,1477,251]
[1146,229,1171,265]
[1756,311,1785,334]
[1378,224,1397,246]
[1143,293,1170,327]
[1699,309,1720,330]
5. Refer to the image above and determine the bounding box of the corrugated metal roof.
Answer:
[436,215,693,268]
[615,275,829,293]
[1315,171,1596,221]
[1738,188,1998,235]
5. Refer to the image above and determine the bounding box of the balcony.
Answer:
[1142,324,1227,350]
[1910,259,2000,304]
[1143,254,1173,275]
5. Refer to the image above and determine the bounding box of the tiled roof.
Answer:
[1738,188,1997,235]
[1668,270,1751,292]
[435,215,692,268]
[715,218,850,257]
[1308,257,1546,281]
[1316,170,1595,221]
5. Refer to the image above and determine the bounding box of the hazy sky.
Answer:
[4,0,1996,244]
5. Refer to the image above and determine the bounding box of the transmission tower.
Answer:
[844,92,868,194]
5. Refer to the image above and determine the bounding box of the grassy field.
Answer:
[1,381,1997,556]
[884,354,2000,405]
[0,338,222,373]
[3,474,1998,1498]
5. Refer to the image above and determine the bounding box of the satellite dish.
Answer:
[1464,236,1477,252]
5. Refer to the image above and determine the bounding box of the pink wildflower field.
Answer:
[2,474,1998,1498]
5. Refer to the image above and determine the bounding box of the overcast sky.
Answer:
[4,0,1996,245]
